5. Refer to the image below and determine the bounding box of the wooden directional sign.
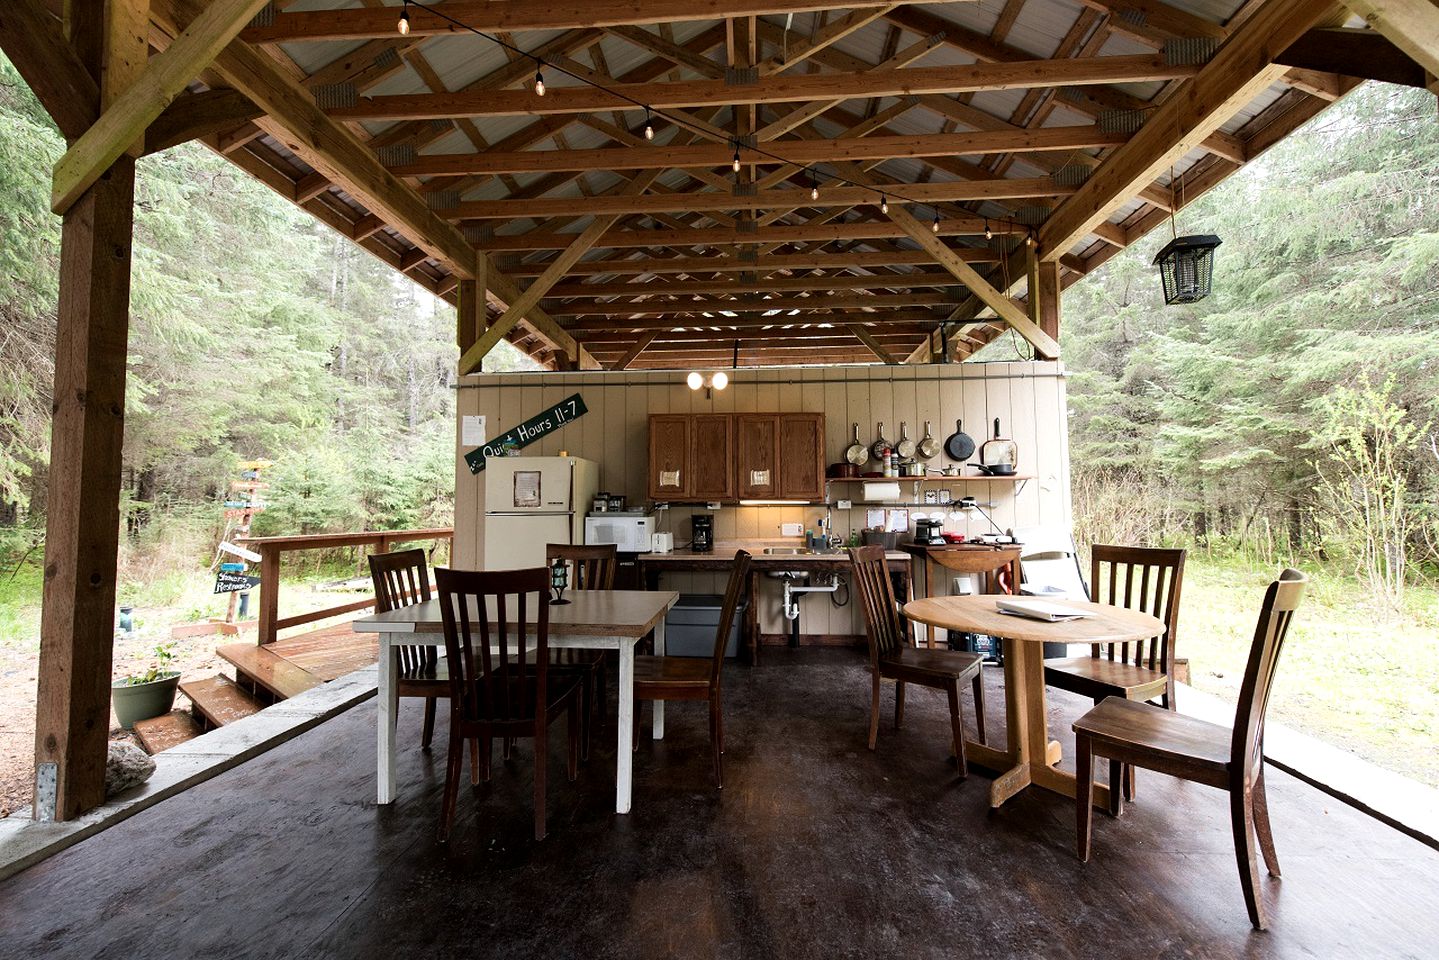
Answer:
[214,571,262,594]
[464,393,588,474]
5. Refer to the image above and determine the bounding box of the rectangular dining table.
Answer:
[352,589,679,815]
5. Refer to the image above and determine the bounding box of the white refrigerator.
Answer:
[483,456,600,571]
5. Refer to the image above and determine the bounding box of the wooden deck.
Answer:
[266,623,378,682]
[3,648,1436,959]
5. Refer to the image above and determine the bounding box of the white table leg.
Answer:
[377,634,399,804]
[615,638,634,814]
[652,620,665,740]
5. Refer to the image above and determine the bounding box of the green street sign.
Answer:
[464,393,588,473]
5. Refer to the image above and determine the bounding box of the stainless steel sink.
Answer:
[762,547,811,555]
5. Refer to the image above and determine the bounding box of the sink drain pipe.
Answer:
[782,575,840,647]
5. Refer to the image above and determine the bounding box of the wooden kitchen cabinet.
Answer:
[736,415,780,499]
[690,415,735,500]
[777,413,825,501]
[648,414,691,499]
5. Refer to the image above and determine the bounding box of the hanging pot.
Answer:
[916,420,940,460]
[896,422,916,459]
[844,423,869,466]
[978,418,1019,471]
[870,421,890,460]
[944,419,975,461]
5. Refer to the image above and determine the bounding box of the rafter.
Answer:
[474,219,1022,252]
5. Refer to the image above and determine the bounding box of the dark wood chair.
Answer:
[434,566,583,842]
[545,543,617,758]
[849,545,986,774]
[1074,568,1308,930]
[631,550,750,788]
[368,548,445,750]
[1044,544,1185,799]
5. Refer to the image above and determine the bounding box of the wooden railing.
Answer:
[238,528,452,646]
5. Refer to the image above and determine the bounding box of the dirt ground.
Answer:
[0,629,225,818]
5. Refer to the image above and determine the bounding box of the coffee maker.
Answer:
[690,514,714,553]
[914,518,944,544]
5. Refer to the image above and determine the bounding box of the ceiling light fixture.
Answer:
[932,212,941,234]
[533,65,546,96]
[644,108,655,141]
[732,146,741,173]
[879,194,889,214]
[686,370,729,398]
[397,0,410,34]
[984,219,992,241]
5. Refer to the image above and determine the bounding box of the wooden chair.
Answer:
[434,566,583,842]
[1074,569,1308,930]
[545,543,617,758]
[1044,544,1185,799]
[368,548,445,750]
[631,550,750,788]
[849,545,986,774]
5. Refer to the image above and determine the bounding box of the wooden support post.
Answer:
[32,0,139,822]
[257,543,280,646]
[1037,260,1061,343]
[456,278,482,356]
[1026,243,1041,325]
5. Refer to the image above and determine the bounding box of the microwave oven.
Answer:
[584,514,656,553]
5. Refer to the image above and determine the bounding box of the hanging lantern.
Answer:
[1152,234,1222,305]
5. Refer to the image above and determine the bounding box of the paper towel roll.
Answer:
[862,481,902,503]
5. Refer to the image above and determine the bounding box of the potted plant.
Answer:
[111,642,181,729]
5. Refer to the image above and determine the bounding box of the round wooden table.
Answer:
[903,595,1165,809]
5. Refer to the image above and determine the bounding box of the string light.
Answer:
[396,0,410,35]
[932,212,941,234]
[1025,228,1036,248]
[810,172,819,202]
[643,108,655,141]
[879,194,889,214]
[732,145,741,173]
[533,66,546,96]
[984,219,992,241]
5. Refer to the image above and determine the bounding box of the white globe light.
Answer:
[686,371,704,390]
[711,371,728,391]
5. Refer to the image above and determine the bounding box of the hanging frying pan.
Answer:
[844,423,869,466]
[870,421,890,460]
[978,418,1019,473]
[896,422,916,459]
[944,419,975,461]
[916,421,940,460]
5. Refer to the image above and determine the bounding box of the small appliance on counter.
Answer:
[584,512,656,552]
[914,518,945,544]
[691,514,714,553]
[650,531,674,554]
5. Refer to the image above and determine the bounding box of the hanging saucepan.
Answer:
[977,418,1019,475]
[896,422,916,459]
[916,420,940,460]
[871,421,890,460]
[944,419,975,461]
[844,422,869,466]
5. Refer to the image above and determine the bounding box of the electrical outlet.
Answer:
[781,522,804,537]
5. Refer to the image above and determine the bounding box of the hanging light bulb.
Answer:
[984,219,992,241]
[711,370,729,391]
[879,194,889,214]
[732,146,741,173]
[1025,229,1036,249]
[932,212,941,234]
[686,371,704,391]
[644,108,655,141]
[533,65,546,96]
[397,0,410,35]
[809,172,819,201]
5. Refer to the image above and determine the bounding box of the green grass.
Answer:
[1180,551,1439,788]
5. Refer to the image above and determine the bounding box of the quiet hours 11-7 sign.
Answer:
[464,393,588,474]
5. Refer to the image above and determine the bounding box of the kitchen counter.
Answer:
[636,540,907,663]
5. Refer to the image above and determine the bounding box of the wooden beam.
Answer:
[0,0,99,142]
[475,219,1019,252]
[51,0,272,214]
[501,249,996,277]
[549,291,959,316]
[612,333,658,370]
[1036,260,1061,342]
[1340,0,1439,76]
[33,0,138,823]
[242,0,941,43]
[329,56,1197,120]
[546,272,962,297]
[391,127,1126,177]
[847,324,898,364]
[1277,26,1431,87]
[447,178,1070,220]
[1038,0,1342,260]
[142,88,263,155]
[566,309,942,330]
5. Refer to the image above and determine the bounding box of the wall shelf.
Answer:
[825,475,1033,484]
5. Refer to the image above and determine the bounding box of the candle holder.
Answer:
[549,558,571,605]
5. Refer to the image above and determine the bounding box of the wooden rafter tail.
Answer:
[0,0,100,142]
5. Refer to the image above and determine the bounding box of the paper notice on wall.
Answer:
[462,415,486,446]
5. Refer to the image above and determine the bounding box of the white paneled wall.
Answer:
[455,363,1071,638]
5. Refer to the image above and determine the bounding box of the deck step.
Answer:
[132,710,203,754]
[216,642,322,700]
[179,675,264,728]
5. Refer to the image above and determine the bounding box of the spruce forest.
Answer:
[0,54,1436,808]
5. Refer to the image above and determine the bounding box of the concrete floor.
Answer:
[1,648,1437,960]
